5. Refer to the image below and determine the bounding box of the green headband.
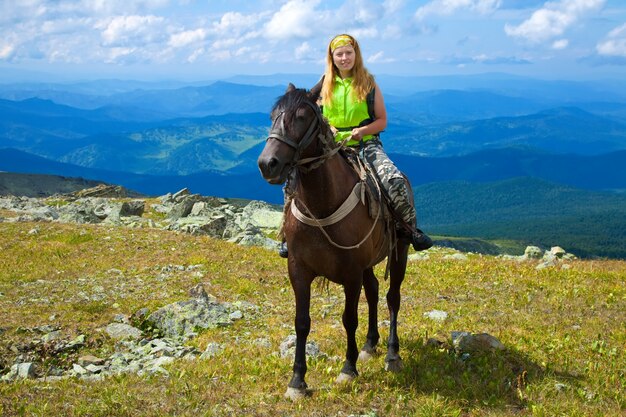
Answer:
[330,35,353,52]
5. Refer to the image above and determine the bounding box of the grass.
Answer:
[0,220,624,416]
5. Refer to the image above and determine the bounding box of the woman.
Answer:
[278,34,431,258]
[318,33,432,252]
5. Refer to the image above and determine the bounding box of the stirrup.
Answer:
[278,242,288,258]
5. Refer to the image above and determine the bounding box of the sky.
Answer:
[1,0,626,82]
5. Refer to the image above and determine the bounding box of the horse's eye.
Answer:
[295,108,307,119]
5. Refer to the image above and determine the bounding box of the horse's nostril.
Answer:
[268,157,279,169]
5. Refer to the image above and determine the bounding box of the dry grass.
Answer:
[0,220,624,416]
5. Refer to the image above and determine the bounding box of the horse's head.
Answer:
[257,83,323,184]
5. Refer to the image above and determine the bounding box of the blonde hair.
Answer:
[321,34,375,107]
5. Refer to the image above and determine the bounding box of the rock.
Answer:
[120,200,145,217]
[524,246,543,259]
[200,342,223,359]
[443,253,468,261]
[229,310,243,321]
[167,195,202,220]
[105,323,143,340]
[423,310,449,322]
[452,332,505,354]
[78,355,105,367]
[41,330,63,343]
[240,201,283,229]
[549,246,567,258]
[72,363,89,375]
[408,252,430,261]
[188,283,210,301]
[279,335,326,359]
[3,363,38,381]
[66,334,86,349]
[145,295,232,340]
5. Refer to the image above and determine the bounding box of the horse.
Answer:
[257,84,411,400]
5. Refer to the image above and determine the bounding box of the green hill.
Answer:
[416,177,626,258]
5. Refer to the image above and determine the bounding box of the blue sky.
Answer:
[1,0,625,82]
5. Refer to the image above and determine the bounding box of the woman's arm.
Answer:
[351,82,387,141]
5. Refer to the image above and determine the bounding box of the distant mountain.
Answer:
[385,107,626,156]
[0,81,284,117]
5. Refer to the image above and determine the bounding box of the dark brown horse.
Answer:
[257,84,410,400]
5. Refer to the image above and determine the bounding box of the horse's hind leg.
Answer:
[359,267,379,361]
[337,277,362,383]
[385,242,409,373]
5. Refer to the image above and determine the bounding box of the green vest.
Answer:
[322,76,375,147]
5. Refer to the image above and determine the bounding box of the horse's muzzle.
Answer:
[258,152,289,185]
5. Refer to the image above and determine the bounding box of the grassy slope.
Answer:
[0,219,624,416]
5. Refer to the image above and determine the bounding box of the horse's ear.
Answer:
[308,76,323,101]
[286,83,296,93]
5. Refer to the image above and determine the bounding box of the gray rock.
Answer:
[3,362,38,381]
[279,335,326,359]
[524,246,544,259]
[120,200,145,217]
[105,323,143,340]
[200,342,223,359]
[452,332,505,354]
[423,310,449,321]
[443,253,468,261]
[145,296,232,340]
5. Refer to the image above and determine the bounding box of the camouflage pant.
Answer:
[359,140,416,227]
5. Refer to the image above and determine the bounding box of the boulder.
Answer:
[105,323,143,340]
[452,332,505,354]
[524,246,543,259]
[145,287,232,340]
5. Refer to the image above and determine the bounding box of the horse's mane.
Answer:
[271,87,313,124]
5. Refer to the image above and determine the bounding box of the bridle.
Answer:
[266,99,339,172]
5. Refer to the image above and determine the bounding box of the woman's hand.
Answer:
[351,127,364,141]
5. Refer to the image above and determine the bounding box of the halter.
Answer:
[266,100,338,172]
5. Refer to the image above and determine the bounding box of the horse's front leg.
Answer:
[359,268,379,361]
[337,276,362,383]
[285,265,314,400]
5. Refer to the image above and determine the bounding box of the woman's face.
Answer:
[332,45,355,76]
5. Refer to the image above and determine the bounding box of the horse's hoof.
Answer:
[284,387,308,401]
[335,372,356,384]
[385,358,404,373]
[358,349,375,361]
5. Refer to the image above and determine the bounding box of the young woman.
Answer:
[278,34,431,258]
[318,33,432,251]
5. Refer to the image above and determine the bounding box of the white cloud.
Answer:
[415,0,501,20]
[168,29,206,48]
[264,0,321,40]
[98,15,166,46]
[212,11,261,35]
[295,42,314,60]
[596,23,626,57]
[0,43,15,60]
[368,50,395,63]
[504,0,605,43]
[383,0,405,15]
[552,38,569,49]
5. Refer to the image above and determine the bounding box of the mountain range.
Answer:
[1,73,625,258]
